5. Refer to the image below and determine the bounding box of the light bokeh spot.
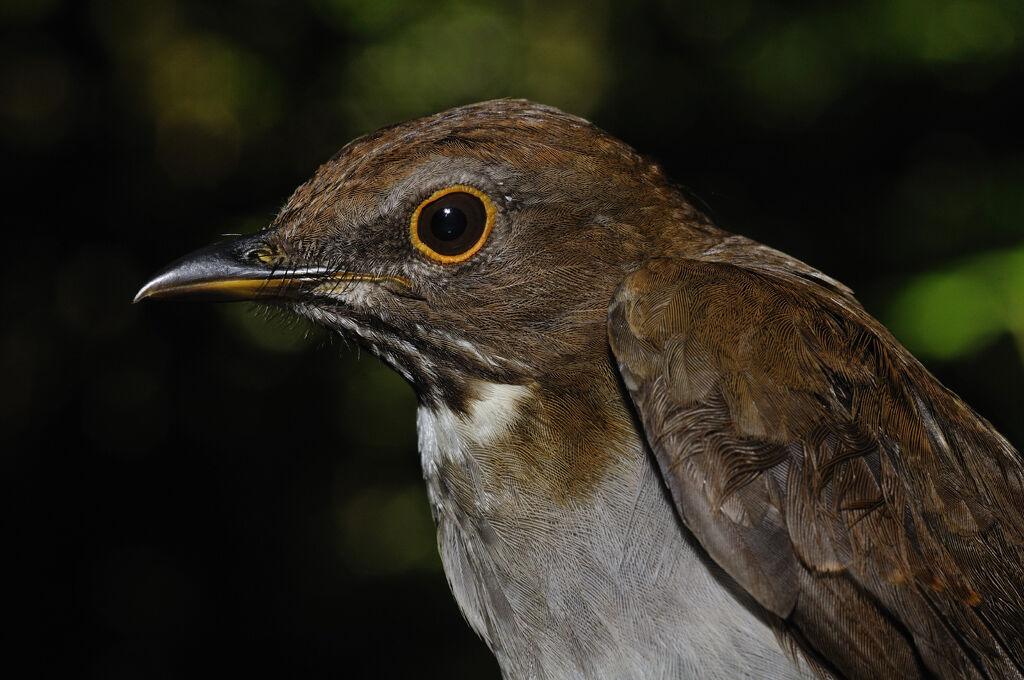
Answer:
[887,246,1024,361]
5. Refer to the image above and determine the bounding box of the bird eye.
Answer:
[410,185,496,263]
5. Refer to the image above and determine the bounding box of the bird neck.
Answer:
[418,358,633,506]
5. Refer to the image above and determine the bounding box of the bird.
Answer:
[136,99,1024,679]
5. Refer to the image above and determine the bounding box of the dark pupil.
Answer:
[430,206,467,241]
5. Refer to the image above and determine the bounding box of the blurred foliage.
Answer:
[3,0,1021,677]
[888,245,1024,360]
[320,0,612,130]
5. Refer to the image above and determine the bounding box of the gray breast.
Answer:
[416,387,815,680]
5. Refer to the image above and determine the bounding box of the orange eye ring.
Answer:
[410,184,496,263]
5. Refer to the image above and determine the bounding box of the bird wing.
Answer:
[607,257,1024,680]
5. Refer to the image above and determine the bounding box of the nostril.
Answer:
[245,245,282,266]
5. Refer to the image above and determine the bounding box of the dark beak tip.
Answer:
[133,281,156,304]
[133,266,195,303]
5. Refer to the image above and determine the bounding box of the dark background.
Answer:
[5,0,1022,677]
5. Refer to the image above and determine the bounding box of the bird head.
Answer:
[136,100,718,407]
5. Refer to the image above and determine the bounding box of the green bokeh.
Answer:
[887,247,1024,361]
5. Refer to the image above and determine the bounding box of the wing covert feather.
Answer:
[608,257,1024,679]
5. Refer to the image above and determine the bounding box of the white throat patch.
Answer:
[416,381,532,475]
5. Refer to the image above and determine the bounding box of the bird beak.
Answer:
[134,233,328,303]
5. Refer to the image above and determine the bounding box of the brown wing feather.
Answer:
[608,257,1024,680]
